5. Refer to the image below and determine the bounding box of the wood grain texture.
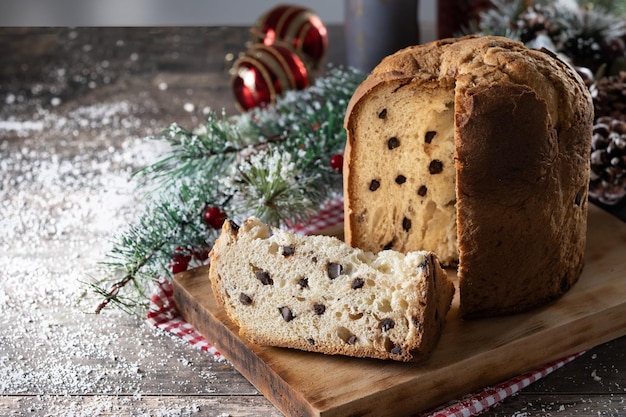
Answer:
[173,204,626,417]
[0,395,284,417]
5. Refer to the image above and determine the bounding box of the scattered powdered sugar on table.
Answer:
[0,101,162,304]
[0,27,287,416]
[0,98,242,415]
[5,395,203,416]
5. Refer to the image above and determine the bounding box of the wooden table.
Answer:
[1,27,625,417]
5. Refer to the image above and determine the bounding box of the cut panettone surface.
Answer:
[209,217,455,362]
[343,80,458,266]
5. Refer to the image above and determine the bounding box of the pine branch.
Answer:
[136,67,365,190]
[92,66,367,314]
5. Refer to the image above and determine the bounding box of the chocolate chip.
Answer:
[419,254,438,290]
[378,108,387,119]
[380,318,395,332]
[279,306,295,322]
[228,219,240,231]
[297,277,309,289]
[418,255,429,274]
[383,240,394,250]
[312,303,326,315]
[282,245,295,257]
[412,316,423,331]
[390,345,403,355]
[395,175,406,184]
[402,217,411,232]
[429,160,443,174]
[575,192,582,206]
[417,185,428,196]
[347,335,358,345]
[425,131,437,143]
[255,269,273,285]
[327,262,343,279]
[307,338,315,345]
[239,293,253,305]
[387,137,400,149]
[351,277,365,289]
[369,179,380,191]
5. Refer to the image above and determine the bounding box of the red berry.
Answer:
[193,247,210,262]
[203,206,227,229]
[171,261,188,274]
[171,247,192,274]
[330,154,343,173]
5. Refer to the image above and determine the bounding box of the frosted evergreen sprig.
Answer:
[136,66,365,191]
[464,0,626,50]
[93,66,367,314]
[92,176,222,315]
[134,111,247,188]
[225,149,324,226]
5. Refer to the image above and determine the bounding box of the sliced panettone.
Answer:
[209,217,454,362]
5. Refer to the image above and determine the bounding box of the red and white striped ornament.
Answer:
[231,43,310,111]
[251,4,328,70]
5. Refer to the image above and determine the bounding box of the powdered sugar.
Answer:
[0,26,302,416]
[3,395,205,416]
[0,97,238,411]
[0,120,44,132]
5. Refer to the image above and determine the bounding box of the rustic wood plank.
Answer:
[173,204,626,417]
[2,393,623,417]
[0,395,283,417]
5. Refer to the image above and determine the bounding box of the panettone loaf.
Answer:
[343,35,593,318]
[209,217,455,362]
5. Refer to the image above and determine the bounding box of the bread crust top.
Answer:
[345,36,590,132]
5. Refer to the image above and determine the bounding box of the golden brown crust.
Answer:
[343,35,593,318]
[455,82,589,317]
[208,220,232,310]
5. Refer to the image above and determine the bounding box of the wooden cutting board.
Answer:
[173,204,626,417]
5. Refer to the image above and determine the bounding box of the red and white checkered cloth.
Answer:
[146,278,223,359]
[146,197,585,416]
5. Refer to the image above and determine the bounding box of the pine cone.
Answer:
[589,116,626,205]
[516,4,561,44]
[558,6,626,74]
[590,72,626,121]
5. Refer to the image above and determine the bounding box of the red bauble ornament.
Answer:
[252,5,328,69]
[203,206,227,230]
[171,247,192,274]
[330,154,343,173]
[232,44,310,111]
